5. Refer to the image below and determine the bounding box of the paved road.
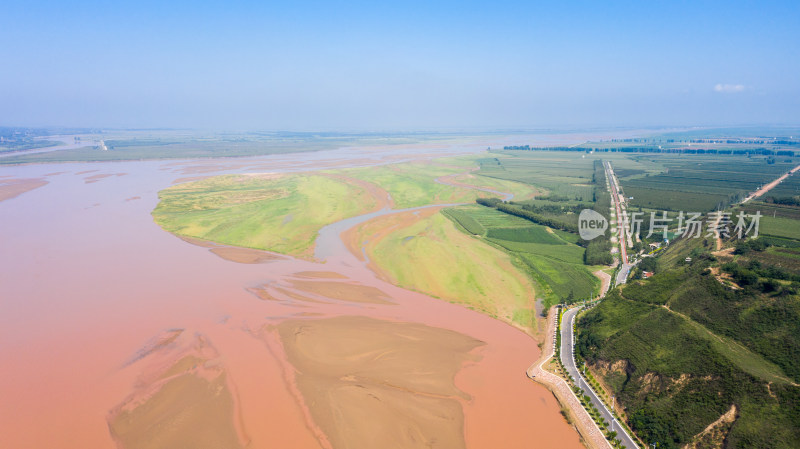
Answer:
[528,308,612,449]
[615,263,631,286]
[604,161,628,266]
[605,161,634,286]
[561,306,638,449]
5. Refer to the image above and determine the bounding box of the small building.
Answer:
[685,257,692,263]
[643,271,654,279]
[648,242,661,250]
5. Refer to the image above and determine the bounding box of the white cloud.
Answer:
[714,83,745,93]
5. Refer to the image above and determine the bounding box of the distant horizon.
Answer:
[4,124,800,136]
[2,1,798,130]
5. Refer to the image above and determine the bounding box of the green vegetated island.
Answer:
[150,127,800,448]
[151,154,612,335]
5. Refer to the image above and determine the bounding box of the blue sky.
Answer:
[1,0,798,130]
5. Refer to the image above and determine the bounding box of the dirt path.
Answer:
[711,163,800,251]
[593,270,612,299]
[742,163,800,203]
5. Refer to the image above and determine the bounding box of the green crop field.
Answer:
[746,247,800,276]
[440,208,485,235]
[465,205,533,227]
[477,150,662,204]
[623,186,729,211]
[742,201,800,220]
[759,215,800,240]
[485,226,564,244]
[767,171,800,198]
[619,155,795,211]
[518,253,598,300]
[476,152,598,200]
[488,239,585,263]
[152,173,376,256]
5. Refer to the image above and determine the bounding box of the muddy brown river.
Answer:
[0,142,588,449]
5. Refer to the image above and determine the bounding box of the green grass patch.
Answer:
[152,173,375,256]
[759,215,800,240]
[370,212,537,332]
[441,208,485,235]
[485,226,563,244]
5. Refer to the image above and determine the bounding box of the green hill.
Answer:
[576,235,800,448]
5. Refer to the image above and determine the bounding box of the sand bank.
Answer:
[276,316,482,449]
[108,332,245,449]
[0,178,48,202]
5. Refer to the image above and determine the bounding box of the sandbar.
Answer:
[276,316,483,449]
[0,178,48,202]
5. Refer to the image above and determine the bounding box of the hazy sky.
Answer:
[1,0,798,130]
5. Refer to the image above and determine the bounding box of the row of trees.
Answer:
[500,145,798,157]
[763,195,800,206]
[475,198,581,234]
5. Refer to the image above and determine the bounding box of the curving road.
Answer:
[561,306,638,449]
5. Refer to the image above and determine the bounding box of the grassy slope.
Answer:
[152,174,375,257]
[759,215,800,240]
[368,211,538,332]
[577,236,800,448]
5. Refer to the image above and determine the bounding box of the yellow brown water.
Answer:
[0,143,588,449]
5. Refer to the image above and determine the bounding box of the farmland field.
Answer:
[476,152,598,200]
[623,186,729,211]
[747,246,800,276]
[485,226,564,244]
[767,170,800,198]
[741,201,800,220]
[619,156,796,211]
[758,215,800,240]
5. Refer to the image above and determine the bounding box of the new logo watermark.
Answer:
[578,209,762,241]
[579,209,608,241]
